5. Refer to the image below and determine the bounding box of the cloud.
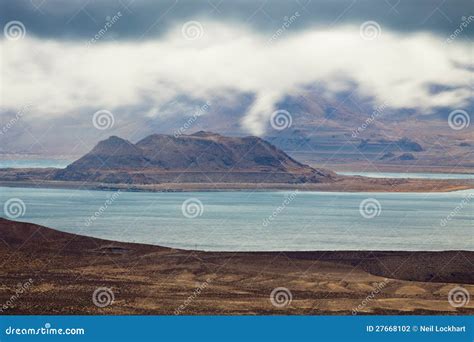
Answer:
[1,21,472,135]
[2,0,472,40]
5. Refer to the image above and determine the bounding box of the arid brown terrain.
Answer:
[0,218,472,315]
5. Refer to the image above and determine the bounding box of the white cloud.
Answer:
[1,21,471,135]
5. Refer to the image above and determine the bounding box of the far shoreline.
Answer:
[0,177,473,193]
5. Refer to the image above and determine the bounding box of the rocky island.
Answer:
[0,132,472,192]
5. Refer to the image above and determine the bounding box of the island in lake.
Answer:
[1,132,472,193]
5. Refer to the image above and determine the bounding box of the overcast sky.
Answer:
[1,0,472,153]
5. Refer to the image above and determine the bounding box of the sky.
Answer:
[0,0,473,154]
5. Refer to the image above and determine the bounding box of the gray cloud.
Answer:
[1,0,473,41]
[1,22,471,135]
[1,0,472,155]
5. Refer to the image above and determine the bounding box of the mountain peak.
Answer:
[91,136,140,155]
[105,135,125,141]
[55,132,334,184]
[190,131,221,138]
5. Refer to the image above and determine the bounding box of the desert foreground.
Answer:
[0,218,472,315]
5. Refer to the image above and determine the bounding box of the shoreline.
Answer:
[0,218,473,315]
[1,177,473,193]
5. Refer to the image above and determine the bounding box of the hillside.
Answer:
[1,218,472,315]
[53,132,334,184]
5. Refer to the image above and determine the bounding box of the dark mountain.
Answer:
[54,132,334,184]
[65,136,148,171]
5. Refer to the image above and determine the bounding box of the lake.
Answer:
[1,187,472,251]
[0,159,73,169]
[337,171,474,180]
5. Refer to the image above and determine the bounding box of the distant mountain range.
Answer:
[53,132,334,184]
[1,88,472,170]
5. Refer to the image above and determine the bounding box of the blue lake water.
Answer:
[0,187,472,251]
[0,159,73,169]
[337,171,474,180]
